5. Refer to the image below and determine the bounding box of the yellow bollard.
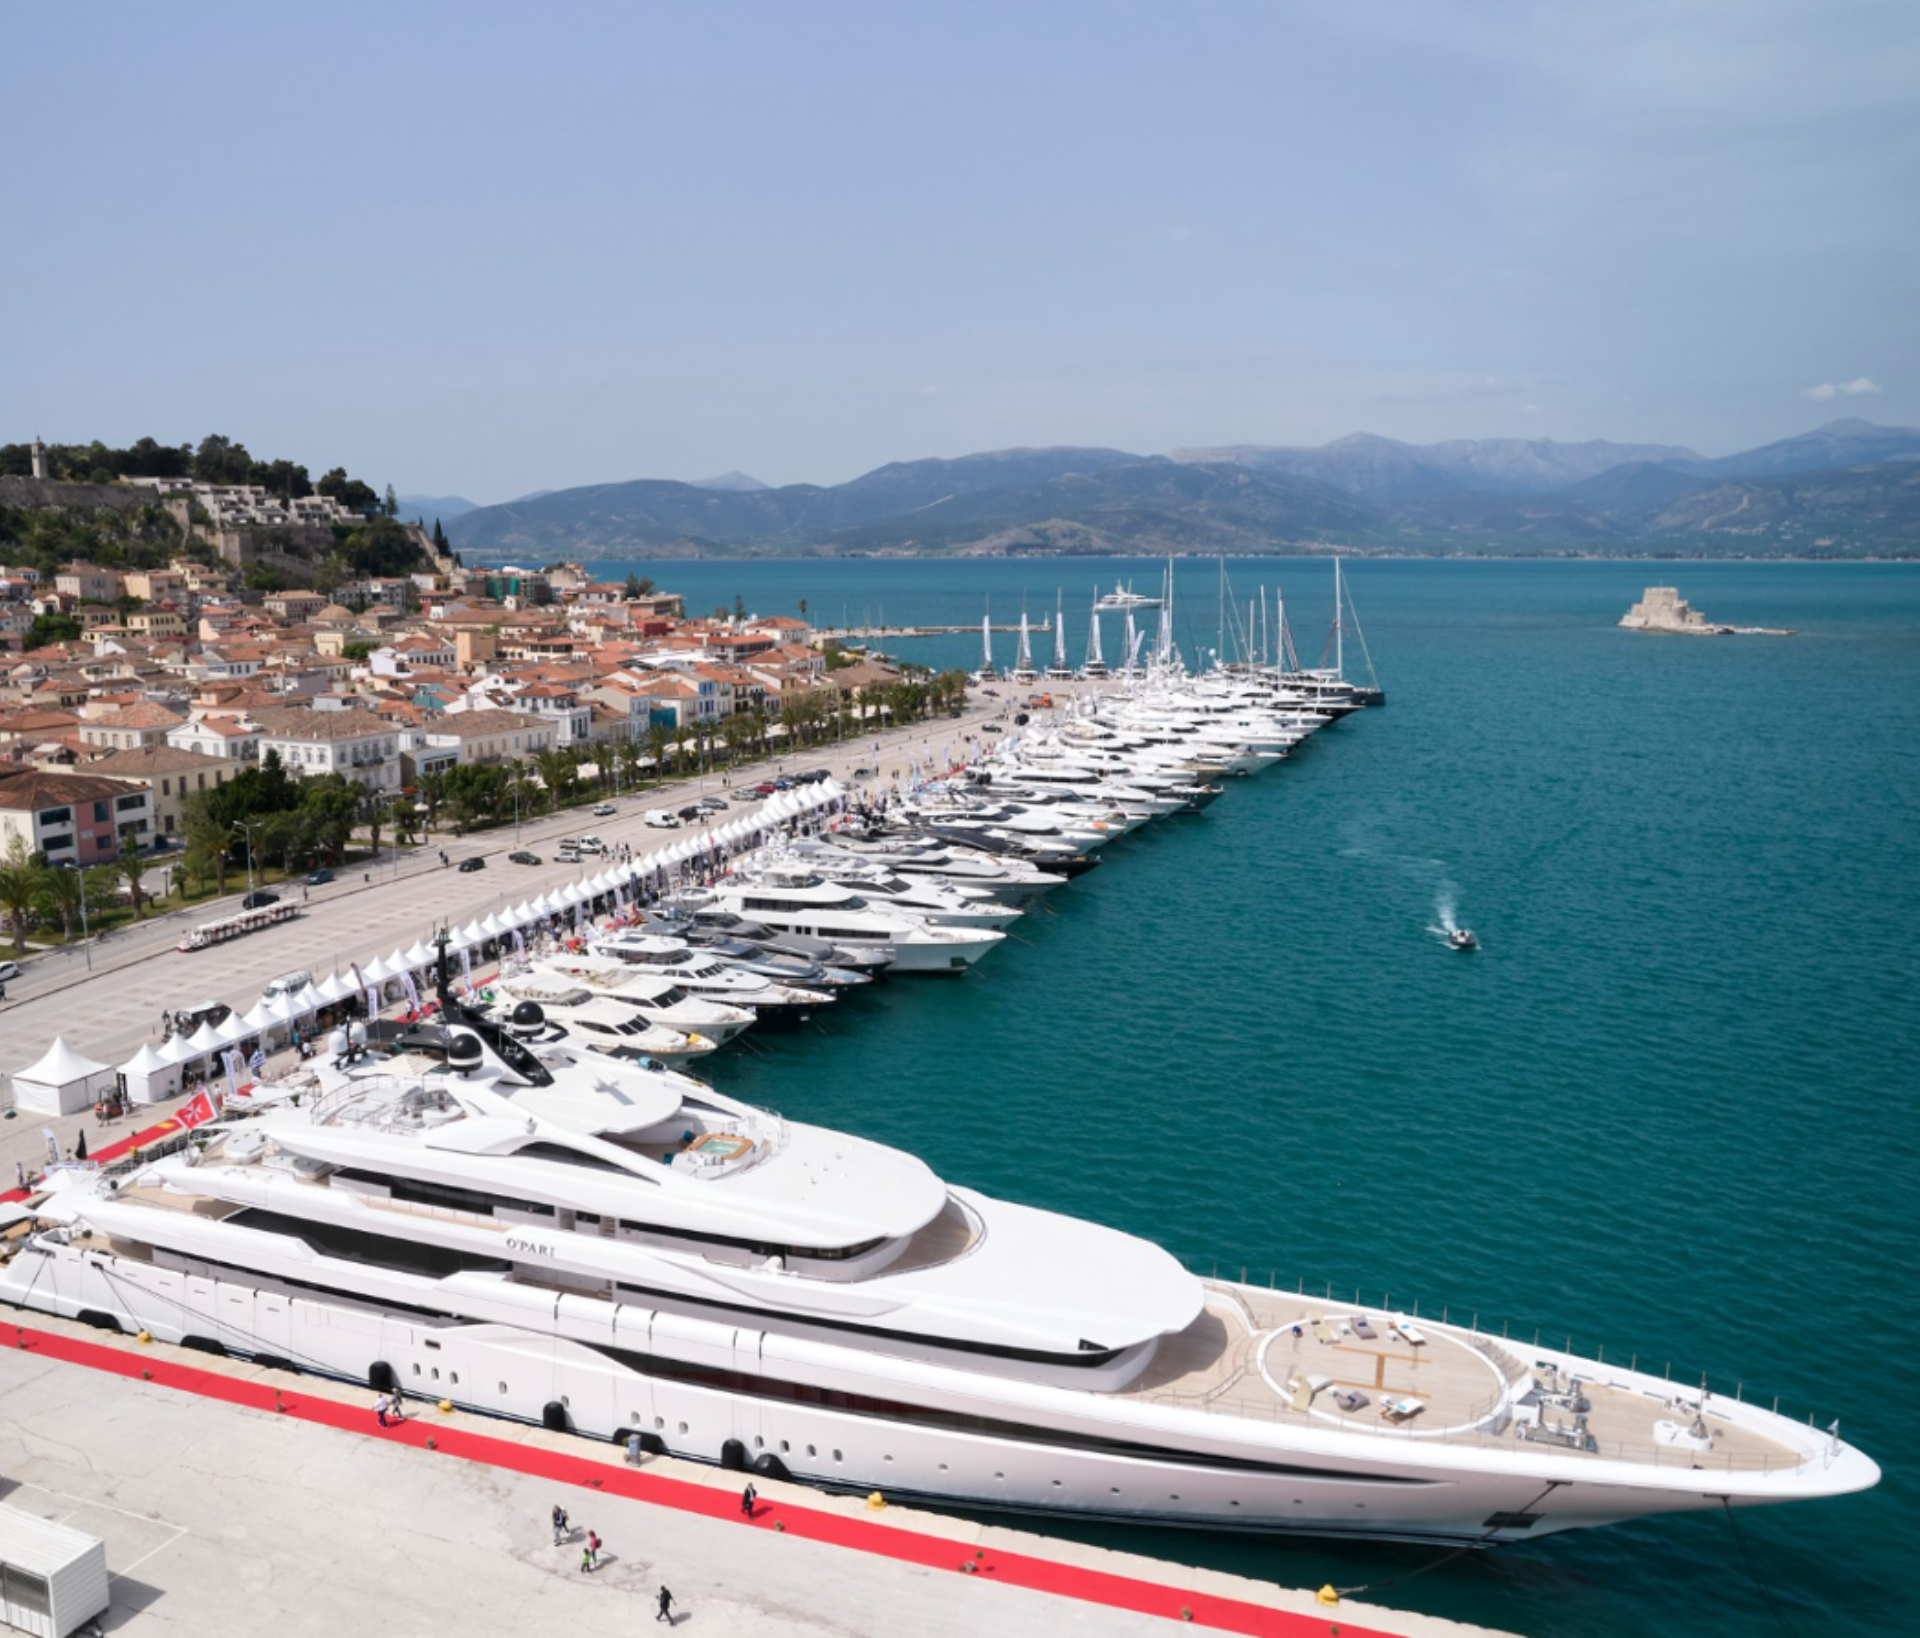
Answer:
[438,1399,454,1414]
[866,1491,886,1510]
[137,1331,152,1345]
[1317,1585,1340,1607]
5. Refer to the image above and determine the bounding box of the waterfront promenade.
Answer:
[0,676,1053,1097]
[0,1293,1522,1638]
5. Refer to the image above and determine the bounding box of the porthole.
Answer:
[1170,1493,1180,1501]
[411,1364,421,1376]
[450,1372,459,1385]
[678,1421,688,1435]
[654,1417,665,1430]
[753,1436,764,1450]
[884,1454,893,1463]
[1109,1487,1120,1494]
[1051,1480,1063,1488]
[938,1463,949,1472]
[1229,1500,1240,1508]
[430,1367,440,1381]
[833,1450,843,1463]
[781,1440,791,1454]
[995,1471,1004,1480]
[805,1444,815,1458]
[563,1396,571,1409]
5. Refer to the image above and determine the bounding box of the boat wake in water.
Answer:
[1428,881,1478,950]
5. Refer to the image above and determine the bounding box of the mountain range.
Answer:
[441,418,1920,561]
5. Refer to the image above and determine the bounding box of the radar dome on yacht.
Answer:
[447,1032,484,1074]
[509,1000,547,1031]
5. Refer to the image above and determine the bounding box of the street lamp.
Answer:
[231,820,258,899]
[76,867,92,971]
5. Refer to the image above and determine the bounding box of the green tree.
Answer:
[317,467,379,513]
[383,483,399,518]
[192,433,255,484]
[111,827,150,920]
[644,722,669,784]
[34,858,84,938]
[533,747,577,813]
[25,612,83,648]
[180,791,231,896]
[0,835,45,955]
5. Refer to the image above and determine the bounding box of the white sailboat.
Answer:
[1044,590,1074,680]
[1011,608,1038,685]
[1081,585,1109,679]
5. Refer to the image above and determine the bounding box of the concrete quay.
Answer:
[0,675,1053,1091]
[0,1309,1525,1638]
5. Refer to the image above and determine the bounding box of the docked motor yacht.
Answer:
[2,977,1876,1547]
[482,990,718,1068]
[649,904,896,976]
[637,915,874,988]
[589,934,837,1026]
[695,865,1008,973]
[747,847,1023,932]
[502,954,758,1046]
[815,834,1067,908]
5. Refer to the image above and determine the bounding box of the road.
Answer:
[0,680,1072,1088]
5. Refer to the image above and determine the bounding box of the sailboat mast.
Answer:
[1334,558,1344,680]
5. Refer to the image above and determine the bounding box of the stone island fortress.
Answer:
[1619,586,1793,636]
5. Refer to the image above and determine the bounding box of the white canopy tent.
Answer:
[118,1040,182,1106]
[13,1037,117,1116]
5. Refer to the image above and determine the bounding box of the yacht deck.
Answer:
[1121,1284,1811,1476]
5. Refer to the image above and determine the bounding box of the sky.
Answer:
[3,1,1914,502]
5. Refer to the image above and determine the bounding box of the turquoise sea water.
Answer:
[600,556,1918,1636]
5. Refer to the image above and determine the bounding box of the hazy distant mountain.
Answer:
[441,422,1920,560]
[1171,432,1703,499]
[691,471,771,492]
[397,492,479,520]
[1684,418,1920,480]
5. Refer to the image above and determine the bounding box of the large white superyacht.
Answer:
[0,970,1878,1547]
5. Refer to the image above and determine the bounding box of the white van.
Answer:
[262,970,313,999]
[643,810,681,829]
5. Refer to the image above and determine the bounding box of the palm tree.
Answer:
[35,861,84,938]
[0,836,44,955]
[417,770,446,834]
[533,747,575,813]
[181,792,231,897]
[111,827,150,920]
[644,723,669,786]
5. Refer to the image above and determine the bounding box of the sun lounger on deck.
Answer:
[1333,1388,1369,1413]
[1392,1318,1426,1346]
[1381,1395,1427,1424]
[1350,1316,1378,1340]
[1310,1315,1336,1345]
[1286,1371,1333,1412]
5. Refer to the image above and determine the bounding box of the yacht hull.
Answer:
[0,1243,1870,1549]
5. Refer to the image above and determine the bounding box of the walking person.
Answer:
[551,1503,569,1545]
[739,1482,757,1518]
[374,1394,390,1428]
[581,1528,600,1571]
[655,1585,675,1623]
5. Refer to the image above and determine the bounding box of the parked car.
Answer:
[304,867,335,886]
[676,804,703,822]
[698,795,728,811]
[0,960,20,985]
[752,782,778,796]
[981,723,1004,733]
[644,810,681,829]
[573,836,606,854]
[458,856,486,873]
[591,802,617,817]
[509,850,542,866]
[262,970,313,1000]
[173,1000,232,1034]
[240,890,281,909]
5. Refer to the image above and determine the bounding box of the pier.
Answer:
[813,620,1050,643]
[0,1298,1525,1638]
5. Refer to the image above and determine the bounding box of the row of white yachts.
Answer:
[476,667,1357,1064]
[5,664,1877,1552]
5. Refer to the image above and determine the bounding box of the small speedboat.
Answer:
[1448,928,1479,952]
